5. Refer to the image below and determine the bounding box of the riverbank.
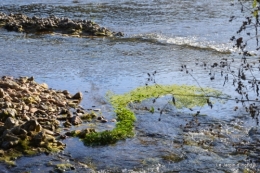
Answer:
[0,76,103,165]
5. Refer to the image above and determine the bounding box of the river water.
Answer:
[0,0,260,172]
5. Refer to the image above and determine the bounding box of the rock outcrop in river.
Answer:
[0,76,98,163]
[0,12,123,37]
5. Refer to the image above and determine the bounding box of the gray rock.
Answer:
[71,116,83,125]
[71,92,83,100]
[11,126,27,136]
[101,119,108,123]
[43,128,54,135]
[32,131,46,145]
[0,126,6,136]
[3,108,17,118]
[0,88,5,98]
[0,130,20,149]
[63,120,72,127]
[21,120,42,132]
[0,80,20,89]
[4,117,19,129]
[5,101,12,108]
[1,140,19,149]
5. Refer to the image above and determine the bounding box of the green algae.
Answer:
[55,163,73,169]
[109,84,223,109]
[0,139,39,165]
[162,153,184,162]
[0,137,65,165]
[80,84,226,146]
[0,149,22,166]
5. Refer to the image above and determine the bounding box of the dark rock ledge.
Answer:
[0,12,123,37]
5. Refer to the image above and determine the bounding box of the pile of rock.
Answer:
[0,76,87,153]
[0,12,123,37]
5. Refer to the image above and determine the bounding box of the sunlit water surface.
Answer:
[0,0,260,172]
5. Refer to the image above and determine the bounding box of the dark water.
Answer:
[0,0,259,172]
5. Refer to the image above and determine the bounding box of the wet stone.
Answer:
[1,140,19,150]
[0,88,5,98]
[11,126,27,136]
[71,92,83,100]
[101,119,108,123]
[32,131,46,146]
[21,120,42,132]
[4,117,19,129]
[3,108,17,118]
[77,128,95,138]
[0,130,20,149]
[71,116,83,125]
[63,120,72,128]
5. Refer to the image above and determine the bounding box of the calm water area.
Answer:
[0,0,260,172]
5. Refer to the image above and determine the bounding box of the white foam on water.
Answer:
[133,33,239,54]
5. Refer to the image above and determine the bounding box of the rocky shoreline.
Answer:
[0,12,123,37]
[0,76,103,165]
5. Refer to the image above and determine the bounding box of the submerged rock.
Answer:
[63,120,72,128]
[248,127,260,141]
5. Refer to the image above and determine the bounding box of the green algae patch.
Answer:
[0,140,37,165]
[0,149,22,166]
[109,84,224,109]
[56,163,73,169]
[82,108,135,145]
[81,84,225,146]
[0,135,67,165]
[162,153,184,162]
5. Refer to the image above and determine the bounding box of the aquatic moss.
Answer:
[0,138,63,165]
[243,168,255,173]
[162,153,184,162]
[55,163,73,169]
[0,149,23,166]
[82,84,225,145]
[80,112,97,120]
[109,84,223,109]
[18,138,31,150]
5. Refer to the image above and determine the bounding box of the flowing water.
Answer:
[0,0,260,172]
